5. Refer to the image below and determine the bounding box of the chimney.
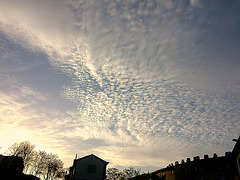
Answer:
[187,158,190,162]
[213,153,217,158]
[75,154,78,159]
[225,152,232,156]
[175,161,179,165]
[181,159,185,164]
[193,156,200,161]
[204,155,209,159]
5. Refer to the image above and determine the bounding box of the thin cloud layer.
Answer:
[68,0,240,89]
[0,0,239,170]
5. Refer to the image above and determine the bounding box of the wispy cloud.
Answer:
[0,0,75,63]
[0,76,68,156]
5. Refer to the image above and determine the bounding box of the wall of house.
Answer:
[74,156,106,180]
[156,170,175,180]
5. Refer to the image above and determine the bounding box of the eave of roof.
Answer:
[74,154,109,164]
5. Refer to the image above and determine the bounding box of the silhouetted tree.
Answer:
[5,141,35,173]
[107,167,142,180]
[5,141,64,180]
[123,167,141,179]
[30,150,48,177]
[29,150,64,180]
[107,168,122,180]
[43,153,64,180]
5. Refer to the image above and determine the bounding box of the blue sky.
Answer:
[0,0,239,172]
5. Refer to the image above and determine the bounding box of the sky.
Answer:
[0,0,239,172]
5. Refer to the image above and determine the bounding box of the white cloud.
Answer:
[1,0,239,89]
[0,0,75,63]
[78,0,240,90]
[0,76,70,159]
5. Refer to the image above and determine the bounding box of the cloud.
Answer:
[0,31,48,73]
[0,0,75,63]
[1,0,239,89]
[0,75,69,156]
[62,72,239,166]
[71,0,240,90]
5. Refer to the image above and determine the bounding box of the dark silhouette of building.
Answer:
[150,152,238,180]
[174,152,236,180]
[0,154,24,173]
[232,136,240,178]
[151,165,174,180]
[0,154,39,180]
[66,154,109,180]
[147,136,240,180]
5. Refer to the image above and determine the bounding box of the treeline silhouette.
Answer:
[3,140,65,180]
[106,167,142,180]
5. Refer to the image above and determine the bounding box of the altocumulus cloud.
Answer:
[0,0,239,169]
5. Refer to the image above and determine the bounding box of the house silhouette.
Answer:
[66,154,109,180]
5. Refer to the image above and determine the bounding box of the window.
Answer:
[87,164,96,173]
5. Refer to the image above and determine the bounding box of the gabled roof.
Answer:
[74,154,109,164]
